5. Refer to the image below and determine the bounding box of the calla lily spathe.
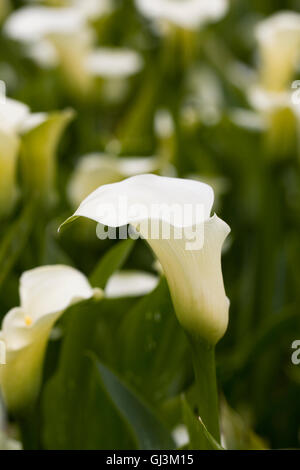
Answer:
[0,265,98,413]
[4,5,142,97]
[248,12,300,156]
[67,174,230,345]
[135,0,228,32]
[0,98,29,217]
[255,11,300,91]
[0,96,73,211]
[4,5,95,91]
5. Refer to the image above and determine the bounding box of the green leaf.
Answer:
[182,396,224,450]
[20,109,74,201]
[89,238,135,288]
[41,295,176,449]
[41,298,136,450]
[91,356,175,450]
[116,277,190,404]
[0,201,35,290]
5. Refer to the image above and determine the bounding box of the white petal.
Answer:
[172,425,190,448]
[4,6,85,42]
[0,98,30,133]
[1,307,58,352]
[19,112,48,134]
[135,0,228,30]
[1,308,30,351]
[255,11,300,90]
[249,86,292,112]
[85,48,143,78]
[256,11,300,44]
[229,108,266,131]
[146,215,230,344]
[74,174,214,228]
[19,265,94,321]
[105,271,159,298]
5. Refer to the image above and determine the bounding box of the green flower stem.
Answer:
[188,335,220,448]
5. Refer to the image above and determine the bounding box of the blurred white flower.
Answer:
[1,100,75,204]
[248,12,300,156]
[105,271,159,298]
[86,48,144,101]
[229,108,265,132]
[86,48,143,78]
[0,98,29,217]
[67,153,160,208]
[4,5,97,93]
[255,11,300,91]
[182,66,224,127]
[4,5,142,95]
[4,6,85,43]
[67,174,230,345]
[249,86,292,113]
[249,86,298,156]
[135,0,228,31]
[154,109,175,140]
[172,424,190,448]
[0,265,98,413]
[0,98,63,216]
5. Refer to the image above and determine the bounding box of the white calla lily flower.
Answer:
[4,6,85,43]
[0,98,31,216]
[4,5,142,95]
[248,85,299,156]
[0,96,73,210]
[4,6,95,91]
[67,174,230,345]
[105,270,159,298]
[0,98,29,216]
[67,153,160,208]
[255,11,300,91]
[4,5,118,93]
[0,265,98,413]
[135,0,228,31]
